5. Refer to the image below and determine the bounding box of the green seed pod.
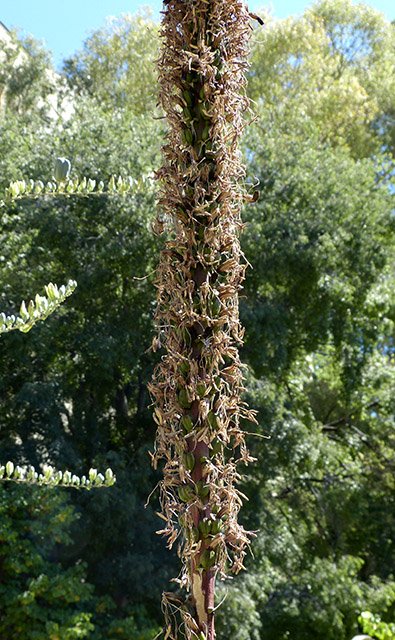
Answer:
[182,452,195,472]
[199,549,216,570]
[210,518,222,534]
[207,411,219,430]
[178,484,195,503]
[183,106,193,122]
[195,480,210,498]
[199,86,205,100]
[181,90,193,107]
[213,375,222,392]
[179,360,190,377]
[192,526,200,542]
[210,297,221,317]
[198,517,212,538]
[201,124,210,141]
[54,157,71,182]
[181,414,194,433]
[194,337,205,350]
[198,102,209,121]
[182,128,193,145]
[178,388,192,409]
[196,382,207,398]
[210,438,222,456]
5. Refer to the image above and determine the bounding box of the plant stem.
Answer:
[149,0,257,637]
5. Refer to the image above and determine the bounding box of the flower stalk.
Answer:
[149,0,257,637]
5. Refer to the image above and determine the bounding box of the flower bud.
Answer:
[182,452,195,472]
[6,461,14,477]
[199,549,216,570]
[178,484,195,502]
[54,157,71,182]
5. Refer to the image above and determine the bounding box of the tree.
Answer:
[0,482,94,640]
[0,34,171,634]
[63,11,159,116]
[0,29,57,119]
[224,7,395,631]
[240,127,393,381]
[211,3,395,637]
[248,0,395,159]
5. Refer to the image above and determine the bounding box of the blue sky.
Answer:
[2,0,394,71]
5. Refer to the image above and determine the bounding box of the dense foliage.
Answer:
[0,2,394,638]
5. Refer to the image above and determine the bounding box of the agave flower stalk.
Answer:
[149,0,257,638]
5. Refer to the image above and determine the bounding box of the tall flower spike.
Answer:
[149,0,258,638]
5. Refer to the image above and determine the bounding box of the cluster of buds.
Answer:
[1,156,154,207]
[0,461,115,489]
[0,280,77,335]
